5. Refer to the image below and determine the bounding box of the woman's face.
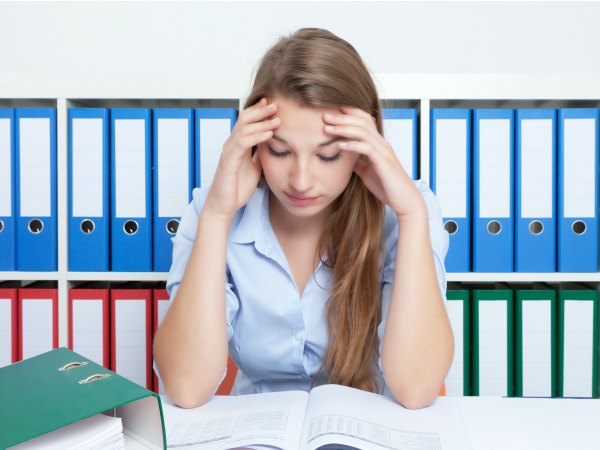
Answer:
[258,95,360,220]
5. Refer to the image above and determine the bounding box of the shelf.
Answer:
[0,272,60,281]
[447,273,600,283]
[67,272,168,282]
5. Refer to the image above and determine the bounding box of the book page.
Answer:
[161,391,308,450]
[300,384,471,450]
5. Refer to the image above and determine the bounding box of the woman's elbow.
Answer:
[396,392,437,410]
[165,382,214,409]
[387,383,440,410]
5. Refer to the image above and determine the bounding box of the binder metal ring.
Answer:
[58,361,89,371]
[444,220,458,235]
[28,218,44,234]
[166,219,180,235]
[0,219,4,233]
[528,220,544,235]
[79,373,111,384]
[123,220,139,235]
[80,219,95,234]
[487,220,502,235]
[572,220,587,235]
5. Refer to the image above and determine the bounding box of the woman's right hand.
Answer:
[203,97,279,221]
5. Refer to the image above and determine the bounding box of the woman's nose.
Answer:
[289,160,313,193]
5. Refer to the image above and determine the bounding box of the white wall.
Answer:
[1,0,599,80]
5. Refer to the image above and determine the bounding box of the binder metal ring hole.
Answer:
[572,220,587,235]
[80,219,95,234]
[58,361,89,371]
[79,373,111,384]
[529,220,544,235]
[0,219,3,233]
[123,220,139,235]
[166,219,180,235]
[444,220,458,235]
[487,220,502,235]
[28,219,44,234]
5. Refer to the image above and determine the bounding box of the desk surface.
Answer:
[456,396,600,450]
[151,395,600,450]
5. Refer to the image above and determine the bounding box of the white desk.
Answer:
[153,395,600,450]
[458,396,600,450]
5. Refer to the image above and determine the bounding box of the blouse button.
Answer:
[295,332,302,342]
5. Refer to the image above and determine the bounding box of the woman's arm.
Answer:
[380,201,454,410]
[153,97,280,408]
[153,211,232,408]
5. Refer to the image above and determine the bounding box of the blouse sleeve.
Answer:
[377,179,450,377]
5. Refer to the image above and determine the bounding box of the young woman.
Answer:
[153,27,453,410]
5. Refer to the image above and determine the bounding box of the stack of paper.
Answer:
[11,414,124,450]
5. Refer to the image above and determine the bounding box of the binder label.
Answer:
[0,118,11,216]
[480,119,511,218]
[158,118,190,217]
[199,118,230,187]
[115,119,147,218]
[435,119,467,218]
[73,118,104,217]
[564,119,596,218]
[521,119,553,218]
[19,118,51,217]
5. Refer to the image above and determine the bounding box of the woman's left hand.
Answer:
[323,106,426,219]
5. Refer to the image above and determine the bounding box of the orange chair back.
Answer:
[215,357,238,395]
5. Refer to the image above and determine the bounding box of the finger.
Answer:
[240,98,278,125]
[236,129,275,153]
[339,105,374,121]
[323,112,368,129]
[242,115,280,137]
[324,123,369,143]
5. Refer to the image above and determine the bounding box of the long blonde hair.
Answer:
[244,28,386,393]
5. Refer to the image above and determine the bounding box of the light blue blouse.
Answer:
[160,179,449,400]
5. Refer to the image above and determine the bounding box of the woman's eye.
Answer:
[319,153,341,163]
[268,147,288,158]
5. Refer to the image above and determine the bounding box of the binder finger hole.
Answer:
[487,220,502,235]
[80,219,95,234]
[123,220,139,235]
[444,220,458,235]
[529,220,544,235]
[572,220,587,235]
[28,219,44,234]
[0,219,3,233]
[166,219,180,235]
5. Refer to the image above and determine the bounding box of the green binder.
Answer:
[446,284,470,396]
[514,283,557,398]
[557,284,599,398]
[0,347,166,448]
[471,283,514,397]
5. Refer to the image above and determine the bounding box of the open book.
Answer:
[161,384,471,450]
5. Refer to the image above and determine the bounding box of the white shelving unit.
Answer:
[1,73,599,349]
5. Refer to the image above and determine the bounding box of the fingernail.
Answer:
[324,113,333,120]
[267,103,275,110]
